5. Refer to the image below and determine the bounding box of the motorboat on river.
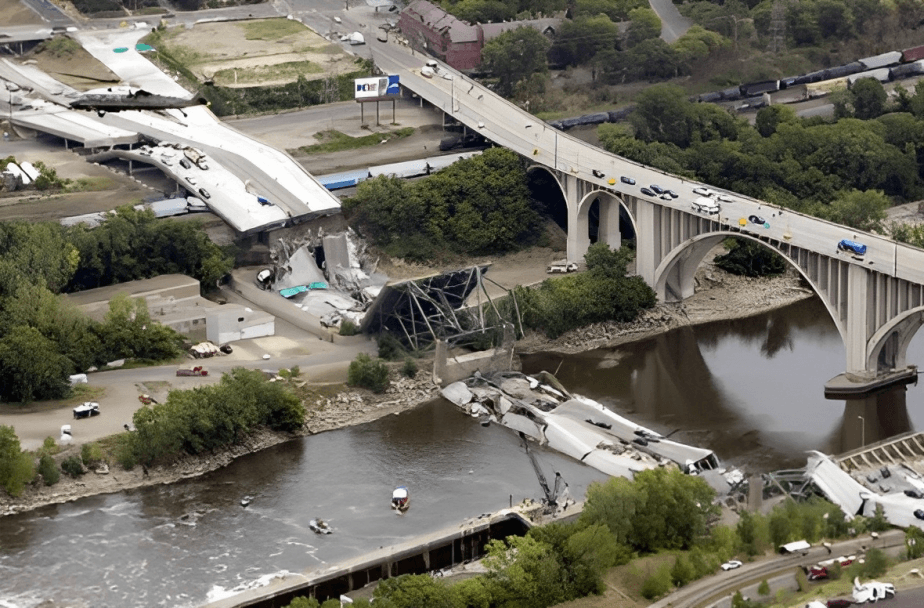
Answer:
[391,486,410,513]
[441,371,740,493]
[309,518,332,534]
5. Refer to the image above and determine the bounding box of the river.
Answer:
[2,297,922,608]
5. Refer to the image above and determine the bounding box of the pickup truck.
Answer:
[176,366,208,377]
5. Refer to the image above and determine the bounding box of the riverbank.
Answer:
[0,260,814,517]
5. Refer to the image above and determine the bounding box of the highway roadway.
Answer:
[370,40,924,288]
[649,529,910,608]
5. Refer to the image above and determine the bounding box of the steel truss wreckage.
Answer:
[360,264,524,350]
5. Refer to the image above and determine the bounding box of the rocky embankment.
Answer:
[0,375,439,516]
[518,263,814,355]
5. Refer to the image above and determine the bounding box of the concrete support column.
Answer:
[598,200,621,251]
[635,199,657,287]
[846,264,872,377]
[564,174,590,263]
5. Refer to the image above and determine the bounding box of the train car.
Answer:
[739,80,779,97]
[606,107,635,122]
[698,91,722,103]
[890,60,924,79]
[858,51,902,70]
[720,86,742,100]
[824,62,864,79]
[426,151,481,173]
[316,168,370,191]
[902,44,924,63]
[847,68,891,86]
[804,77,849,97]
[369,159,429,179]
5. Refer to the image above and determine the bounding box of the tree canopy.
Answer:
[344,148,541,261]
[480,27,552,97]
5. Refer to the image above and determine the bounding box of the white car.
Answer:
[692,186,715,197]
[716,194,734,203]
[73,402,101,419]
[853,577,895,603]
[721,560,742,571]
[547,262,578,274]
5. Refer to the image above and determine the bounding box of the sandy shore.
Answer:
[0,259,814,517]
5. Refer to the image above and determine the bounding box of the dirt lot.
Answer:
[156,19,360,86]
[3,0,44,25]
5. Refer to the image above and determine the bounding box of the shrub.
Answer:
[758,579,770,595]
[401,356,418,379]
[640,563,673,599]
[61,456,85,477]
[37,454,60,485]
[860,548,890,578]
[0,425,35,497]
[827,561,843,580]
[347,353,390,393]
[339,320,358,336]
[671,554,695,587]
[377,334,405,360]
[40,436,59,456]
[81,442,105,466]
[795,567,809,592]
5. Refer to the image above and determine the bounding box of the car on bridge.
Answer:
[693,186,716,197]
[748,215,766,225]
[650,184,664,194]
[665,190,679,198]
[914,508,924,520]
[905,489,924,498]
[693,197,720,215]
[620,176,635,185]
[640,187,655,197]
[837,239,867,257]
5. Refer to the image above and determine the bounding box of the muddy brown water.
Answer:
[3,297,923,608]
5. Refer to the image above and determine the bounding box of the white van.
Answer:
[692,197,720,215]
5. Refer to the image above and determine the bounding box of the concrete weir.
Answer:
[206,510,534,608]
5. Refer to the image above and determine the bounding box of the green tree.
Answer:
[755,105,797,138]
[736,510,763,556]
[552,15,619,66]
[0,325,73,403]
[715,239,786,278]
[480,27,551,97]
[631,84,696,147]
[0,425,34,497]
[906,526,924,559]
[818,189,889,233]
[626,7,661,47]
[482,534,568,607]
[851,78,888,120]
[372,574,459,608]
[860,547,890,578]
[97,293,183,363]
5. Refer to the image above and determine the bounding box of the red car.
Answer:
[826,600,852,608]
[808,566,828,581]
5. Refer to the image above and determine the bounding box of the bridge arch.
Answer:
[526,166,636,258]
[653,232,847,342]
[867,307,924,372]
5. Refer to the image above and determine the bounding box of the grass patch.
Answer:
[66,176,115,192]
[38,37,81,58]
[240,18,307,41]
[140,380,171,393]
[293,127,415,155]
[69,384,106,403]
[212,60,324,86]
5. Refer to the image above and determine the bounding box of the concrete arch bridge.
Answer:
[372,44,924,392]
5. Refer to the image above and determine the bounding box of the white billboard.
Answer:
[354,75,400,100]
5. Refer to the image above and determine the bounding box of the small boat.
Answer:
[391,486,410,513]
[309,518,332,534]
[240,495,254,507]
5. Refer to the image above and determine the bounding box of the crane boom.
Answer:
[519,432,559,507]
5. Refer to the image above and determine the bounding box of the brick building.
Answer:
[398,0,561,71]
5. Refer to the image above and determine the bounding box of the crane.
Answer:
[519,432,565,508]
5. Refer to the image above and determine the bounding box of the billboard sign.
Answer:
[354,75,400,100]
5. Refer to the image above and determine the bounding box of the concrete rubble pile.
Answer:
[266,228,389,329]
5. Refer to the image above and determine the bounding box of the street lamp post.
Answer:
[858,415,865,447]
